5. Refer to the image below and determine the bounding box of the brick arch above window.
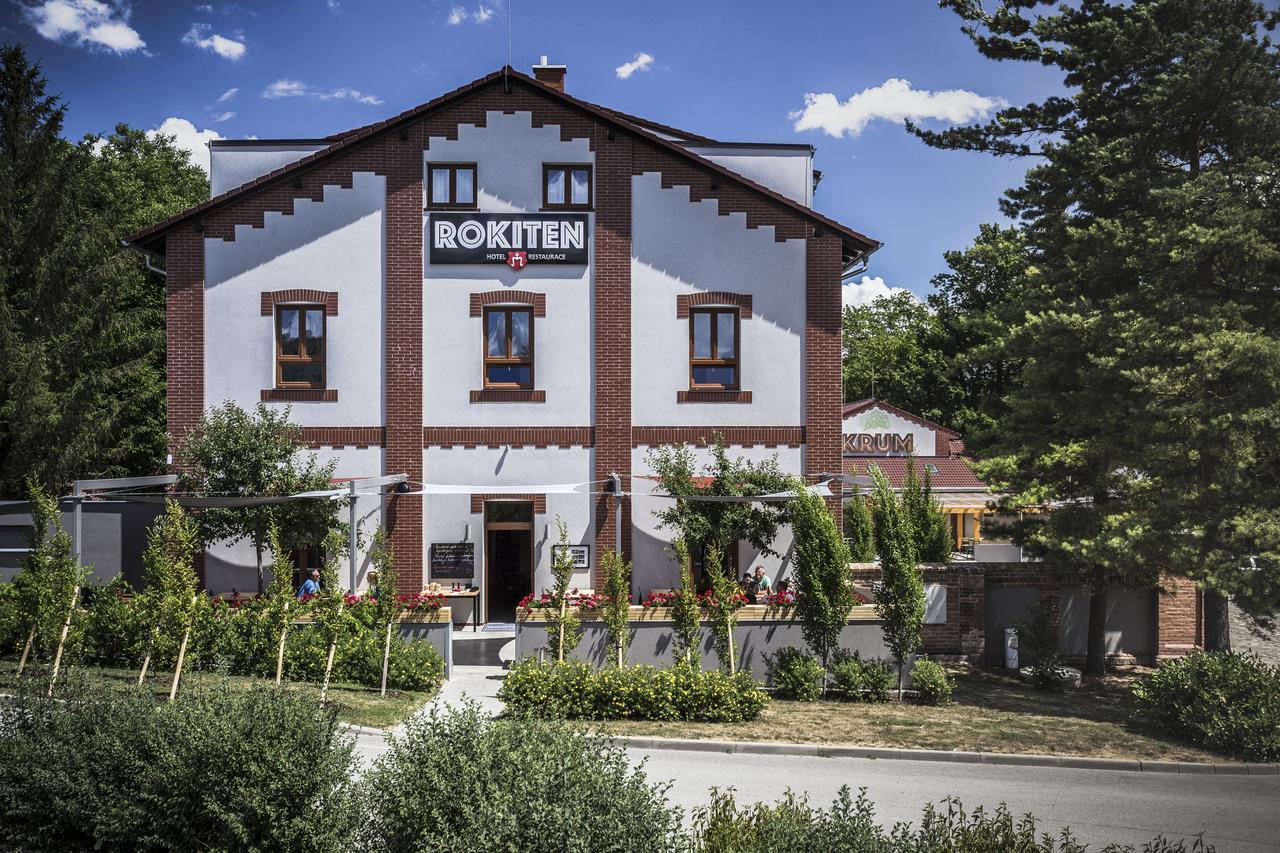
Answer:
[675,291,753,319]
[260,290,339,316]
[468,290,547,318]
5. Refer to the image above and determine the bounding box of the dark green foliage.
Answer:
[830,651,894,703]
[910,657,953,706]
[903,459,953,563]
[767,647,824,701]
[0,580,22,654]
[841,292,953,424]
[669,537,702,668]
[0,47,208,492]
[689,786,1211,852]
[359,702,682,852]
[789,479,855,670]
[499,659,768,722]
[844,496,876,562]
[870,467,924,695]
[921,0,1280,647]
[12,481,84,663]
[1020,597,1065,690]
[79,579,144,667]
[0,681,358,852]
[1133,651,1280,761]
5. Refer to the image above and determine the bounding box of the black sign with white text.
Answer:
[429,212,589,268]
[429,542,475,579]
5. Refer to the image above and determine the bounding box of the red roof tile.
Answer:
[844,456,985,490]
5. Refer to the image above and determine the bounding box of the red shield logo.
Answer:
[506,251,527,271]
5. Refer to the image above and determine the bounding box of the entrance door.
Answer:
[484,501,534,624]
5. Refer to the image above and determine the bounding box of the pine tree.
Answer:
[919,0,1280,659]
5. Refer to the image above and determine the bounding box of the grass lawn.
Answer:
[599,664,1222,763]
[0,662,434,730]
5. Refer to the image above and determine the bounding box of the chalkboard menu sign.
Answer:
[430,542,475,579]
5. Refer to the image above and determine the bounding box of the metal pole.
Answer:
[611,473,622,556]
[348,481,359,592]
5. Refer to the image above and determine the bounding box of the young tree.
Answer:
[903,458,952,563]
[669,538,701,668]
[843,495,877,563]
[367,526,398,696]
[790,479,855,683]
[647,434,791,564]
[315,527,348,703]
[177,402,342,594]
[543,519,582,663]
[702,545,742,675]
[265,525,295,687]
[136,500,201,688]
[13,482,83,681]
[919,0,1280,655]
[870,467,923,698]
[599,549,632,667]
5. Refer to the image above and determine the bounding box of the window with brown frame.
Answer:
[276,305,326,388]
[427,163,477,209]
[689,307,739,389]
[483,306,534,389]
[542,164,592,209]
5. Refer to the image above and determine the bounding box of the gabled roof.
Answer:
[125,67,880,260]
[841,398,961,439]
[844,456,986,490]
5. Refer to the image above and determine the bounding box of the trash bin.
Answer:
[1004,627,1019,670]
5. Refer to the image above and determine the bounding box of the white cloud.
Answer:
[182,23,246,60]
[791,78,1005,138]
[210,110,235,122]
[842,276,918,310]
[447,4,495,24]
[615,52,653,80]
[216,86,238,103]
[262,79,382,105]
[21,0,146,54]
[146,117,223,173]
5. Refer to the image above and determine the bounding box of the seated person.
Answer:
[752,565,773,597]
[740,572,759,597]
[297,568,320,598]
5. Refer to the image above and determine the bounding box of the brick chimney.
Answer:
[532,55,566,92]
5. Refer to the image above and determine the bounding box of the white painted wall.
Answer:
[630,445,803,596]
[422,112,594,426]
[683,145,813,205]
[204,172,386,427]
[210,143,329,197]
[842,405,936,457]
[204,447,385,594]
[631,172,807,427]
[422,446,596,620]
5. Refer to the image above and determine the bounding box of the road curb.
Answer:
[339,722,388,738]
[611,735,1279,775]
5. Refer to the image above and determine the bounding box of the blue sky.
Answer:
[4,0,1064,302]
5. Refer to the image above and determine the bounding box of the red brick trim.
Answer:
[469,494,548,514]
[424,427,593,448]
[299,427,385,448]
[676,390,752,404]
[469,389,546,403]
[806,233,844,526]
[260,290,339,316]
[262,388,338,402]
[167,231,204,462]
[632,427,805,447]
[675,291,753,319]
[468,291,547,317]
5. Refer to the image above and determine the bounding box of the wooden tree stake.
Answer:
[380,618,394,697]
[16,624,35,677]
[46,584,80,697]
[168,599,197,703]
[274,600,291,687]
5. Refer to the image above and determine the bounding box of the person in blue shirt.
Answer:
[297,569,320,598]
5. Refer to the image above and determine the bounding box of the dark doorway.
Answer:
[485,501,533,624]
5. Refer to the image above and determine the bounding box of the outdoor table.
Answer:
[437,588,481,632]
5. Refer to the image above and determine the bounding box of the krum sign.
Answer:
[429,212,589,266]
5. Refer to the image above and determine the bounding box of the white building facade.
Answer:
[129,63,878,623]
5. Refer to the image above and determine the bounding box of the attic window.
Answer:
[925,464,939,475]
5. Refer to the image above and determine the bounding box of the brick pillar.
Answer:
[592,128,633,587]
[805,232,844,531]
[1156,573,1201,659]
[958,568,987,660]
[166,228,206,582]
[385,131,425,594]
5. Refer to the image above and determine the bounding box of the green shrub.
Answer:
[910,656,953,706]
[0,680,359,852]
[79,579,145,667]
[500,659,767,722]
[1134,651,1280,761]
[830,651,894,703]
[1019,597,1065,690]
[359,702,681,852]
[768,647,824,701]
[690,786,1210,852]
[0,580,27,656]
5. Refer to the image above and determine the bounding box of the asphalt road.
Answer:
[629,748,1280,852]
